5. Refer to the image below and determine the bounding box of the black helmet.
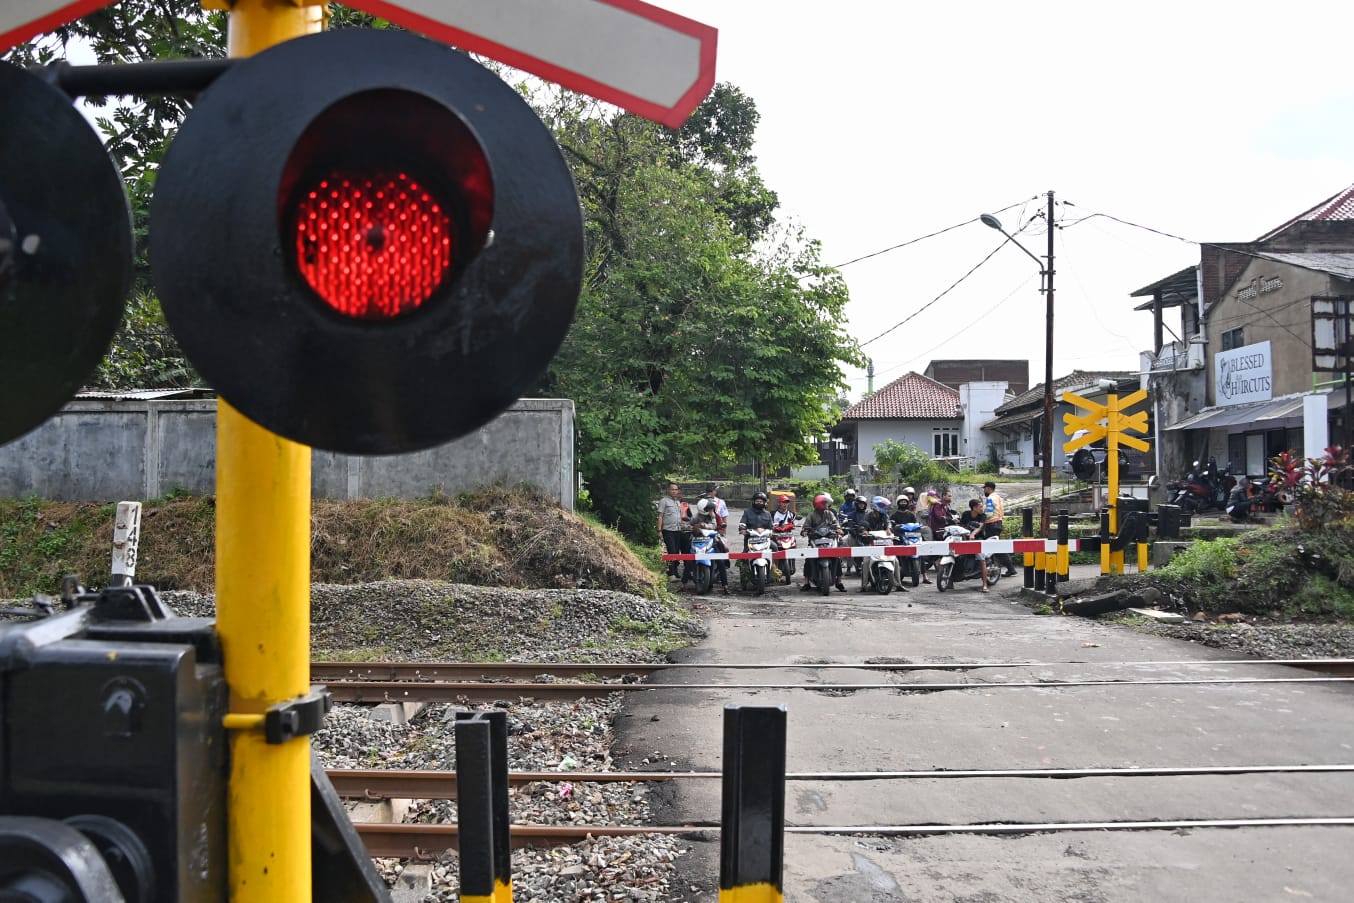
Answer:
[752,491,767,505]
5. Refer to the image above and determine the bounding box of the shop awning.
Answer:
[1165,393,1321,431]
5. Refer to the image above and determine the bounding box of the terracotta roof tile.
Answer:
[1258,182,1354,240]
[841,372,961,420]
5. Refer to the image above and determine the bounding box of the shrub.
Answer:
[871,439,950,488]
[1269,446,1354,531]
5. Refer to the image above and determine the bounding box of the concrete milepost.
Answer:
[0,0,718,128]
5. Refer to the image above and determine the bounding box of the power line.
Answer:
[830,196,1036,269]
[857,240,1008,348]
[857,212,1046,349]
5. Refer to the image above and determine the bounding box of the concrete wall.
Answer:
[1206,259,1336,399]
[0,398,576,509]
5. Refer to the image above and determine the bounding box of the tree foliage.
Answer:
[538,88,860,539]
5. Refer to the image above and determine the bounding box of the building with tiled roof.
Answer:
[833,371,1013,470]
[1134,182,1354,489]
[840,372,961,421]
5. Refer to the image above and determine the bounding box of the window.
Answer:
[933,430,959,457]
[1221,327,1245,351]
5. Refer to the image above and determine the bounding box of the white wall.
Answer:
[855,419,964,465]
[960,382,1009,465]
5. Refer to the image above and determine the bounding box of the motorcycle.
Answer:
[771,521,799,584]
[689,522,724,595]
[857,528,899,595]
[804,523,842,595]
[1168,458,1232,514]
[934,524,1001,592]
[892,522,925,587]
[739,527,773,596]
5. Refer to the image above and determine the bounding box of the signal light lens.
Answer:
[280,88,494,322]
[292,171,452,319]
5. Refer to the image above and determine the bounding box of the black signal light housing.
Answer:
[152,28,584,455]
[0,60,132,446]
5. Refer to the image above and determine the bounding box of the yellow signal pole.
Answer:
[205,1,325,899]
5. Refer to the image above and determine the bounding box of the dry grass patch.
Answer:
[1,488,657,597]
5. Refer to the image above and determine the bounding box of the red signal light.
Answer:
[153,30,581,454]
[292,171,452,319]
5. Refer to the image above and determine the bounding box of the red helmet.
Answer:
[813,493,829,511]
[777,495,791,504]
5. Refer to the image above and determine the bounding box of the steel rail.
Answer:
[325,676,1354,704]
[311,659,1354,681]
[329,763,1354,800]
[355,817,1354,857]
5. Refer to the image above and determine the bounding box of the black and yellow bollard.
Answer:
[1021,508,1034,589]
[1056,510,1070,584]
[455,712,512,902]
[457,710,511,901]
[721,705,786,902]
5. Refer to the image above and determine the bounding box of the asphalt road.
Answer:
[621,558,1354,901]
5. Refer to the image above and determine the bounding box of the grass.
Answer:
[0,488,659,598]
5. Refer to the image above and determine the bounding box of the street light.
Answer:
[982,192,1056,537]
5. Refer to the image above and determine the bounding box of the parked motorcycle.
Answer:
[1168,458,1233,514]
[804,523,842,595]
[858,529,899,595]
[772,521,798,584]
[892,522,925,587]
[935,524,1001,592]
[740,527,773,596]
[689,522,723,595]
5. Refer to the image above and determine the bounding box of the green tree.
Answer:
[544,98,860,540]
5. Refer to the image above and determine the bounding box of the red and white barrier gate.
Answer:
[662,538,1084,563]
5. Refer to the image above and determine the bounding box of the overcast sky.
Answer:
[660,0,1354,398]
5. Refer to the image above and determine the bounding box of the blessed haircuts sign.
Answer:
[1215,340,1273,406]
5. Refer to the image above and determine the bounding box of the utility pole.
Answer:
[1040,190,1056,537]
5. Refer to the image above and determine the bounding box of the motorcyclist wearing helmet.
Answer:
[690,498,731,593]
[891,494,918,527]
[864,495,891,532]
[838,488,858,517]
[739,491,774,550]
[771,494,797,532]
[801,494,846,592]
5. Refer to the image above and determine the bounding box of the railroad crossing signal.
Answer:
[152,28,584,454]
[1062,388,1150,454]
[0,59,131,446]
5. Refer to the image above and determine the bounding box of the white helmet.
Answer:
[902,486,916,497]
[696,498,714,514]
[844,488,857,499]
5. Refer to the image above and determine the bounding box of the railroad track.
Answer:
[312,658,1354,702]
[322,660,1354,857]
[312,658,1354,682]
[355,818,1354,858]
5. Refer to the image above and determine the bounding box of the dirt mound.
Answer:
[0,489,658,597]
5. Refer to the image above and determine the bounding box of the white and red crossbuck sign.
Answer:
[0,0,717,128]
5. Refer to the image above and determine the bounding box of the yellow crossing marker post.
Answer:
[1063,389,1152,575]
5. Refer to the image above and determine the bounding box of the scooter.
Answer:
[689,523,723,595]
[804,523,841,595]
[772,521,798,584]
[857,529,900,595]
[740,527,773,596]
[892,522,925,587]
[934,524,1001,592]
